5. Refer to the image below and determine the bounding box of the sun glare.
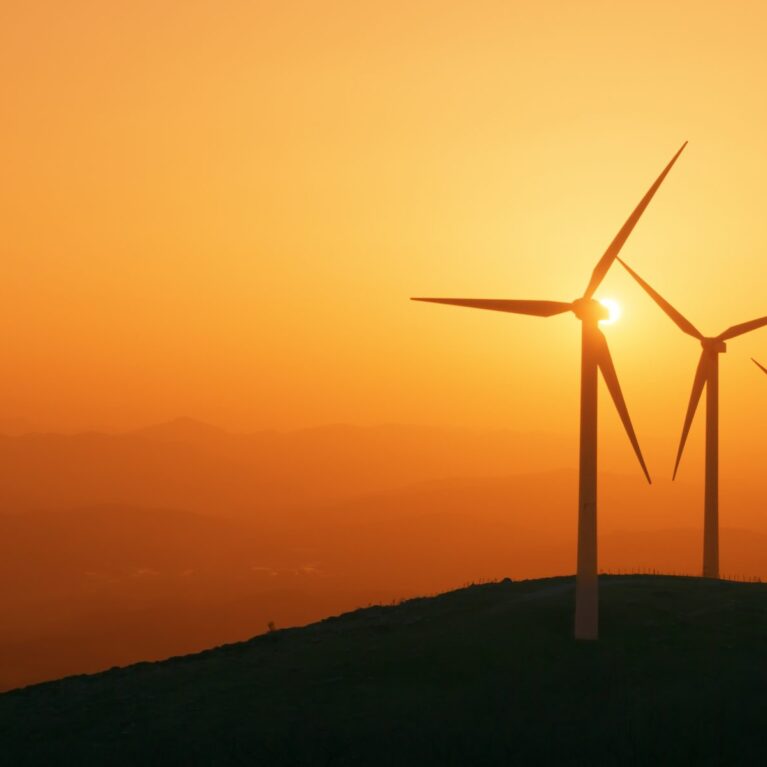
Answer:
[598,298,621,326]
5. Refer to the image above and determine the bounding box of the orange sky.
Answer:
[1,1,766,479]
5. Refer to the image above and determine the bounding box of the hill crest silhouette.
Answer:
[2,575,767,765]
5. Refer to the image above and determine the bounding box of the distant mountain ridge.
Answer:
[2,468,766,691]
[130,416,233,443]
[0,420,764,691]
[0,421,579,515]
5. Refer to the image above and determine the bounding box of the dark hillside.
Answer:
[2,575,767,765]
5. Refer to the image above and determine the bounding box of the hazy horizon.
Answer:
[1,417,765,690]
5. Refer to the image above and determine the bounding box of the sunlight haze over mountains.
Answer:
[2,1,766,452]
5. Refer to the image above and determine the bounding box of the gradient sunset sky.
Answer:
[2,2,766,477]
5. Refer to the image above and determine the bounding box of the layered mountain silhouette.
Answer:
[1,421,765,690]
[0,420,577,513]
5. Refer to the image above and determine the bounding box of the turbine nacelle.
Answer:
[702,337,727,354]
[571,298,609,324]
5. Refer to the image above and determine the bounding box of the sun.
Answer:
[598,298,622,326]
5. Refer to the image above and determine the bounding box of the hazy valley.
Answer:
[1,420,765,690]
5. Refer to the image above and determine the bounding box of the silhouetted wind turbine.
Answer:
[753,358,767,376]
[413,143,687,640]
[619,259,767,579]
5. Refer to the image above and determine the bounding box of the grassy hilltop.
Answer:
[2,575,767,765]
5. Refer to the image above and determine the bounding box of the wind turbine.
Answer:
[753,358,767,376]
[619,259,767,578]
[413,143,686,640]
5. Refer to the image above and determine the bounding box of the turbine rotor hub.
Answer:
[702,337,727,353]
[571,298,609,323]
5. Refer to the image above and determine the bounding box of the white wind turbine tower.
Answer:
[619,259,767,578]
[413,143,686,639]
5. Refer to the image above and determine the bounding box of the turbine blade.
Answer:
[717,316,767,341]
[583,141,687,299]
[673,351,709,480]
[410,298,573,317]
[594,330,652,484]
[753,358,767,376]
[618,258,703,339]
